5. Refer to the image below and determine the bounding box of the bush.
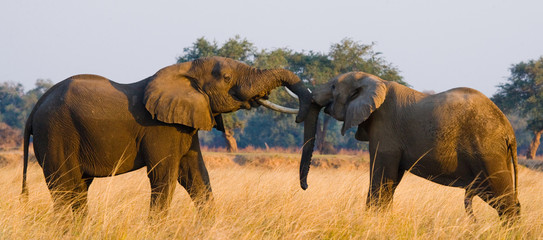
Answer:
[0,122,22,149]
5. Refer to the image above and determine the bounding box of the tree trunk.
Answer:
[223,129,238,153]
[526,129,543,159]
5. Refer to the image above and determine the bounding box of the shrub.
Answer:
[0,122,22,149]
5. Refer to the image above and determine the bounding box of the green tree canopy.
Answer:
[177,35,255,63]
[0,79,54,129]
[493,57,543,158]
[329,38,406,85]
[0,82,25,129]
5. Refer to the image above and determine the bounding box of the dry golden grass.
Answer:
[1,151,543,239]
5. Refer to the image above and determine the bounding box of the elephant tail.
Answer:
[21,110,33,201]
[508,137,519,203]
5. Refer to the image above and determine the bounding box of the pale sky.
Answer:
[1,0,542,96]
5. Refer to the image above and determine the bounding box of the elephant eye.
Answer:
[223,73,232,82]
[349,89,360,100]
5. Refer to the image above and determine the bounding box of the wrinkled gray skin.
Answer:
[300,72,520,221]
[22,56,312,215]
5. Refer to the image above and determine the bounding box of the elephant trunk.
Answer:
[288,81,313,123]
[299,102,323,190]
[239,68,312,122]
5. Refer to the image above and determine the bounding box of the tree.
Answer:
[177,37,219,63]
[0,79,54,129]
[177,35,255,63]
[22,79,54,123]
[0,122,21,149]
[493,57,543,159]
[0,79,53,148]
[0,82,25,129]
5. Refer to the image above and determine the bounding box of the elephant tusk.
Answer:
[257,99,299,114]
[285,87,299,100]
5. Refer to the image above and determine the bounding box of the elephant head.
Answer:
[144,56,312,131]
[299,72,387,189]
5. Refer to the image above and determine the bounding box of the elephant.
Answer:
[21,56,312,215]
[299,72,520,221]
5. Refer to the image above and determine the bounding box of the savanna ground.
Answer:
[1,148,543,239]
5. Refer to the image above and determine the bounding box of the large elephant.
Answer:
[299,72,520,221]
[21,56,311,215]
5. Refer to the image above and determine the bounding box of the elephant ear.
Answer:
[342,76,387,135]
[144,67,214,131]
[355,127,369,141]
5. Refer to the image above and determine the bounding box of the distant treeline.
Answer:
[0,36,541,157]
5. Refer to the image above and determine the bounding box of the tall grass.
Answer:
[1,153,543,239]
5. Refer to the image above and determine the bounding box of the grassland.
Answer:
[1,150,543,239]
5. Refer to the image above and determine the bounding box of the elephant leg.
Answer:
[478,169,520,222]
[71,177,94,217]
[48,178,90,215]
[39,145,89,216]
[146,154,180,216]
[471,185,519,224]
[178,134,214,208]
[366,150,403,210]
[148,169,178,215]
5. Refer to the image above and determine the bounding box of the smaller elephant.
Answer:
[299,72,520,221]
